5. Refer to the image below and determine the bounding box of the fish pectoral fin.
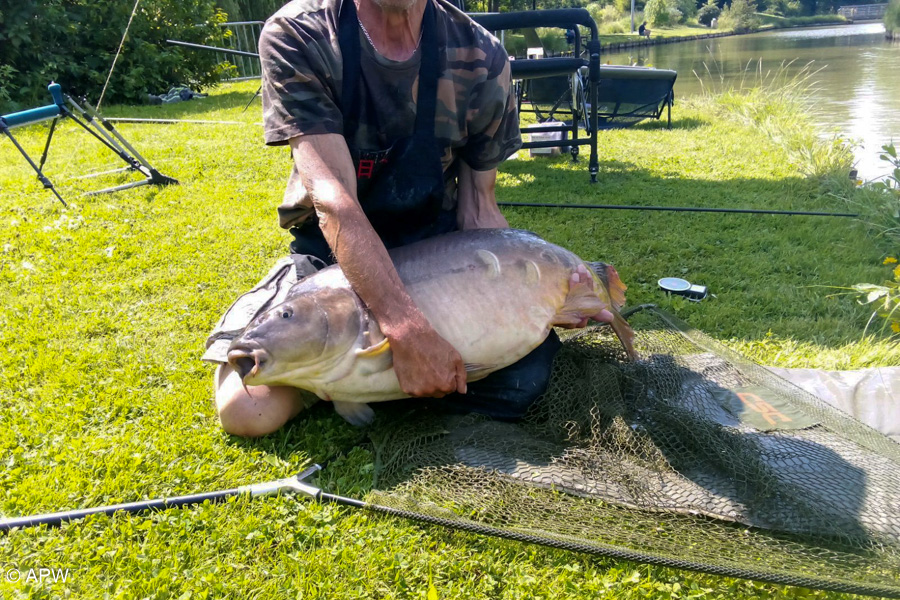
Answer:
[355,338,390,358]
[586,261,627,310]
[333,401,375,426]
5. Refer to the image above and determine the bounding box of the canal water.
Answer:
[603,23,900,180]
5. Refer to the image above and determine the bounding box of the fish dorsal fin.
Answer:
[355,337,390,357]
[586,261,627,310]
[475,249,502,279]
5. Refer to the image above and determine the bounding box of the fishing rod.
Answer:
[104,118,260,126]
[166,39,260,59]
[497,201,859,218]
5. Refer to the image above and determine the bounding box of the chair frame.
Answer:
[470,9,601,182]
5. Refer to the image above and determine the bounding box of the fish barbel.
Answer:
[227,229,635,424]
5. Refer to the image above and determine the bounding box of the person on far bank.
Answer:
[639,21,651,38]
[204,0,567,436]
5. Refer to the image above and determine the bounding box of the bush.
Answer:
[886,0,900,35]
[698,0,721,24]
[719,0,760,32]
[644,0,681,26]
[852,145,900,335]
[756,13,848,26]
[586,3,633,33]
[764,0,804,15]
[600,20,629,33]
[600,3,625,22]
[0,0,229,110]
[586,2,624,26]
[613,0,645,13]
[0,65,16,107]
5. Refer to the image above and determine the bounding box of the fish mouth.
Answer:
[227,347,269,382]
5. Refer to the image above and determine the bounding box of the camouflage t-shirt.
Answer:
[259,0,522,229]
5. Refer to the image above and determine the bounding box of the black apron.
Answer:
[288,1,560,417]
[288,0,457,262]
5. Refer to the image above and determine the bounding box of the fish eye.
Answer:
[281,307,293,319]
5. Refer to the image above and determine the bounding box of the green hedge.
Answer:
[755,12,849,26]
[0,0,229,111]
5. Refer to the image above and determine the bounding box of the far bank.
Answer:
[596,14,852,51]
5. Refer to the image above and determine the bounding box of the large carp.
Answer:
[227,229,635,424]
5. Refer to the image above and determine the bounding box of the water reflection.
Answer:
[603,23,900,180]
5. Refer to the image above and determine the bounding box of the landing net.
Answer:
[366,307,900,597]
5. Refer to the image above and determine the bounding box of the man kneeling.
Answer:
[203,0,561,437]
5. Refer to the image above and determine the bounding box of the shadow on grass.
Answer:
[499,155,846,212]
[234,400,373,480]
[637,115,709,130]
[593,115,710,131]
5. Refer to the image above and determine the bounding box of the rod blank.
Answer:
[497,201,858,218]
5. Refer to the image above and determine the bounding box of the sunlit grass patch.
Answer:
[0,79,894,599]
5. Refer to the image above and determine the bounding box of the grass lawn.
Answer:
[0,79,896,599]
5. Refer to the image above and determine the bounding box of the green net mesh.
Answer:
[364,307,900,597]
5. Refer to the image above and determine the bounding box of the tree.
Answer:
[698,0,721,24]
[720,0,759,31]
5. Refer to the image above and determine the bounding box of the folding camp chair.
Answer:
[471,9,601,182]
[590,66,677,130]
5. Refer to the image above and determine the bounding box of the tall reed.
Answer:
[693,56,853,178]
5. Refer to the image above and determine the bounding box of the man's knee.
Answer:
[442,331,562,420]
[214,365,306,437]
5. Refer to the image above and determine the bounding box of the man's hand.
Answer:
[289,133,466,398]
[388,313,467,397]
[565,264,614,329]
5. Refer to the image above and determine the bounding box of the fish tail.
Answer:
[586,261,627,310]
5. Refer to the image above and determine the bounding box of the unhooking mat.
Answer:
[768,366,900,442]
[366,307,900,597]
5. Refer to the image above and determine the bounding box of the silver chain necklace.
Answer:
[357,16,424,55]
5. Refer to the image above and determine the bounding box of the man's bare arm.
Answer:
[289,133,466,397]
[456,163,508,230]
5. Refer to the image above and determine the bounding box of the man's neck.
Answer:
[355,0,427,61]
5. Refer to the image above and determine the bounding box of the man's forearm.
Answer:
[456,162,508,230]
[289,134,424,336]
[289,133,466,397]
[322,201,429,337]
